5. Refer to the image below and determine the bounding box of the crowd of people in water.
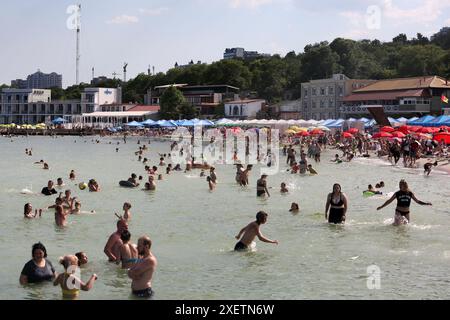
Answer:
[15,126,446,299]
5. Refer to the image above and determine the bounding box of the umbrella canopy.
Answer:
[126,121,144,127]
[177,120,195,127]
[310,129,324,135]
[391,131,406,138]
[372,132,393,139]
[408,115,435,125]
[296,131,310,137]
[141,119,156,126]
[342,132,354,139]
[433,132,450,144]
[316,126,331,131]
[194,119,214,126]
[52,117,68,124]
[347,128,359,134]
[285,129,296,134]
[418,127,436,134]
[380,126,395,132]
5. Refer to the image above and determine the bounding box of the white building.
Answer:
[0,87,120,124]
[224,99,266,119]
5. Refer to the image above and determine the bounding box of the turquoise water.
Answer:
[1,135,450,300]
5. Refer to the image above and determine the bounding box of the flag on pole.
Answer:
[442,95,449,104]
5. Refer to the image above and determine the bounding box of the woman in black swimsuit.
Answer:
[377,179,432,226]
[325,183,348,224]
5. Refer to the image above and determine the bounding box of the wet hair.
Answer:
[59,255,77,270]
[399,179,409,191]
[138,176,143,180]
[75,252,86,266]
[256,211,268,224]
[152,166,157,171]
[368,185,373,189]
[290,203,299,210]
[124,202,132,209]
[120,230,131,242]
[32,242,47,258]
[24,203,32,216]
[332,183,342,193]
[131,173,137,179]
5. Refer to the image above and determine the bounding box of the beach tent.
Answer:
[193,119,214,126]
[422,115,450,127]
[320,119,336,126]
[177,120,195,127]
[141,119,156,126]
[408,115,435,125]
[52,117,68,125]
[327,119,345,128]
[215,118,233,126]
[396,117,409,123]
[126,121,144,128]
[358,117,370,123]
[156,120,178,128]
[388,117,400,124]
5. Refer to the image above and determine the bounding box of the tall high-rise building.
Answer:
[11,70,63,89]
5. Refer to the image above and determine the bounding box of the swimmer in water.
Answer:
[289,202,300,213]
[325,183,348,224]
[364,185,382,195]
[56,178,65,188]
[122,202,132,222]
[53,255,97,299]
[331,154,342,163]
[75,252,88,267]
[234,211,278,251]
[147,176,156,190]
[377,179,432,226]
[69,170,76,181]
[256,175,270,197]
[116,230,139,269]
[24,203,42,219]
[280,183,289,193]
[307,164,318,175]
[200,170,206,177]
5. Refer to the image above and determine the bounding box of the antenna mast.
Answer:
[76,4,81,85]
[123,63,128,82]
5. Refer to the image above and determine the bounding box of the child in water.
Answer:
[53,255,97,299]
[280,183,289,193]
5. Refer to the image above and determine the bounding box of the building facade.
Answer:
[145,84,240,118]
[223,48,270,60]
[11,70,62,89]
[224,99,266,119]
[0,87,120,124]
[341,76,450,118]
[300,74,376,120]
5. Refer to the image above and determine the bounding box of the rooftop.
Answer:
[353,76,450,92]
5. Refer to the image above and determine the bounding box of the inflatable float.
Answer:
[119,181,138,188]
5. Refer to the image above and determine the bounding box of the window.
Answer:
[229,106,232,114]
[16,95,20,101]
[329,99,334,107]
[240,105,243,116]
[312,88,317,96]
[329,87,334,95]
[312,101,316,108]
[233,106,239,116]
[304,89,308,97]
[320,100,325,108]
[338,86,343,96]
[303,102,308,109]
[320,88,325,96]
[41,104,46,113]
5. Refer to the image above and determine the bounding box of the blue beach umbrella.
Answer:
[52,117,68,125]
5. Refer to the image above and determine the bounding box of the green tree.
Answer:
[159,86,186,119]
[431,27,450,50]
[301,43,342,81]
[179,102,198,119]
[50,87,65,100]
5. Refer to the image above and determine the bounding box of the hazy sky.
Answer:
[1,0,449,87]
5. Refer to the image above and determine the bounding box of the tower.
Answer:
[123,63,128,82]
[75,4,81,85]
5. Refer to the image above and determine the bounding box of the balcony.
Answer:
[341,104,431,114]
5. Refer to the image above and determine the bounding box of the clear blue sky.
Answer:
[1,0,449,87]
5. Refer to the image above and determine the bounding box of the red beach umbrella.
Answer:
[380,126,395,132]
[397,125,410,134]
[342,132,354,139]
[433,132,450,145]
[419,127,434,134]
[372,132,393,139]
[391,131,406,138]
[347,128,359,134]
[310,129,324,135]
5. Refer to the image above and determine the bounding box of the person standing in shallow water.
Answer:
[256,174,270,197]
[128,236,157,299]
[325,183,348,224]
[234,211,278,251]
[377,179,432,226]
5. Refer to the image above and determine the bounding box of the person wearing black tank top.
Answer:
[377,179,432,226]
[325,183,348,224]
